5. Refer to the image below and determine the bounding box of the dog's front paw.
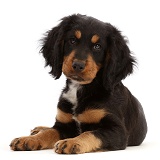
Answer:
[10,136,42,151]
[54,132,102,154]
[55,139,84,154]
[30,126,50,135]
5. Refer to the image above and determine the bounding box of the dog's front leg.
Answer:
[10,106,79,151]
[10,128,60,151]
[54,131,102,154]
[54,114,128,154]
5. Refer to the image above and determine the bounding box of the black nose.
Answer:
[72,61,85,72]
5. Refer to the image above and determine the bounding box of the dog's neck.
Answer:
[62,76,105,104]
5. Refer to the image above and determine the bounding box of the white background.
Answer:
[0,0,160,159]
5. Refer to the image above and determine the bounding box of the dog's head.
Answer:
[41,14,135,90]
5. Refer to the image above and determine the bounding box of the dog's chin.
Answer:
[67,75,93,85]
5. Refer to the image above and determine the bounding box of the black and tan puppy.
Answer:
[10,14,147,154]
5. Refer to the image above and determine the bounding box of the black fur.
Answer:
[103,24,135,91]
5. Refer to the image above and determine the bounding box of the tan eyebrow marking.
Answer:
[75,30,81,39]
[91,35,100,43]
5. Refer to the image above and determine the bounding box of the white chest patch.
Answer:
[62,81,80,110]
[62,81,82,131]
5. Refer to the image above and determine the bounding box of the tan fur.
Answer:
[62,51,75,76]
[30,126,50,135]
[75,30,81,39]
[91,35,99,43]
[62,52,101,85]
[56,108,73,123]
[80,55,101,84]
[77,109,108,123]
[10,129,60,150]
[55,131,102,154]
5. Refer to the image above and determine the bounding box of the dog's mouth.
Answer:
[67,74,93,84]
[68,75,85,82]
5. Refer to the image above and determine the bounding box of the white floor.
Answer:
[1,134,159,160]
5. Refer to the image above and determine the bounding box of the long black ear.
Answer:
[40,25,64,79]
[103,24,136,91]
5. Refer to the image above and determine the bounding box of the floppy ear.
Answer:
[40,25,64,79]
[103,24,136,91]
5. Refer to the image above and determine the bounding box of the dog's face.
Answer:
[62,20,108,84]
[41,14,135,89]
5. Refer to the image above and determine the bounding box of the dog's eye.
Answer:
[93,44,101,50]
[69,37,77,45]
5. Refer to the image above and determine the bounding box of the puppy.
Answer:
[10,14,147,154]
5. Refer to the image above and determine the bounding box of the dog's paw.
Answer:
[10,137,42,151]
[30,126,50,135]
[54,139,84,154]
